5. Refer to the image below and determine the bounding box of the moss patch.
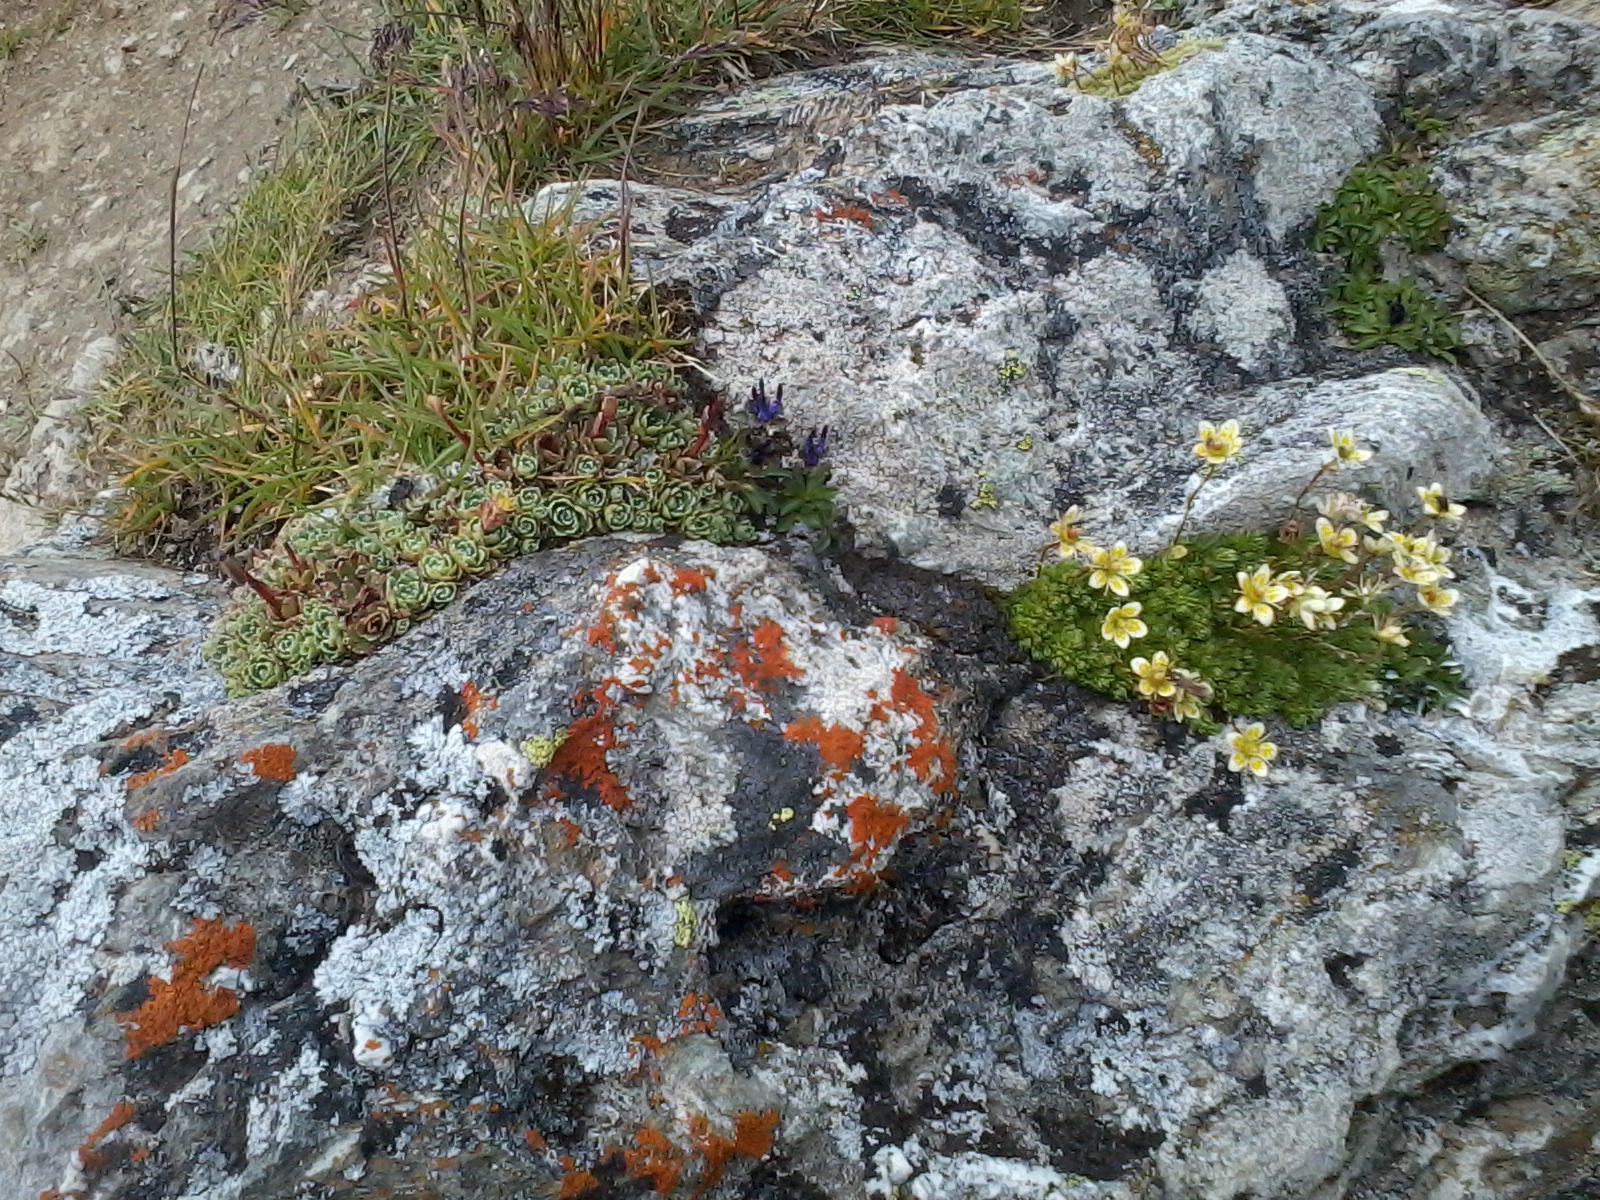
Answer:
[1312,150,1461,360]
[1008,532,1460,729]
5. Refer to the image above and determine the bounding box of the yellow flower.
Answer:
[1226,722,1278,776]
[1088,542,1143,597]
[1169,668,1213,722]
[1409,533,1454,578]
[1317,492,1388,531]
[1193,419,1243,466]
[1418,582,1459,614]
[1273,569,1306,597]
[1130,650,1177,698]
[1315,517,1360,564]
[1417,482,1465,522]
[1328,428,1372,466]
[1049,507,1091,559]
[1172,692,1204,722]
[1391,553,1442,587]
[1100,602,1148,649]
[1342,574,1393,604]
[1288,584,1345,631]
[1235,564,1289,625]
[1373,616,1410,646]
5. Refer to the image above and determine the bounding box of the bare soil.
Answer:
[0,0,382,551]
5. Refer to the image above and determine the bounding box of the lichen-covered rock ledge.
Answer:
[3,522,1599,1200]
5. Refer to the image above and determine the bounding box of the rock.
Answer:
[1,538,976,1200]
[671,33,1383,587]
[3,516,1599,1200]
[1435,112,1600,315]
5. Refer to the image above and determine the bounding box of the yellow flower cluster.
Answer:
[1035,420,1471,770]
[1088,542,1143,596]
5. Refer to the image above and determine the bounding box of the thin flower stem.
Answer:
[1289,459,1336,517]
[1166,466,1215,550]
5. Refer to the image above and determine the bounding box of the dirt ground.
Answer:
[0,0,382,551]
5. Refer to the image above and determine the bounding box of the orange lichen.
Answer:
[239,743,297,783]
[130,809,160,833]
[525,1129,548,1152]
[460,681,498,739]
[556,816,584,847]
[690,1109,781,1191]
[75,1099,138,1171]
[588,606,619,653]
[871,616,898,634]
[846,794,909,870]
[547,702,630,811]
[727,620,803,694]
[558,1166,600,1198]
[890,668,957,793]
[116,918,256,1059]
[624,1127,686,1194]
[676,993,724,1036]
[814,203,874,230]
[783,717,865,775]
[670,567,712,595]
[125,748,189,792]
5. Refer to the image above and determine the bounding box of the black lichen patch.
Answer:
[835,551,1020,663]
[982,679,1112,800]
[935,483,966,520]
[1297,840,1361,903]
[435,684,471,735]
[503,1053,597,1147]
[739,1162,832,1200]
[285,674,347,717]
[1552,640,1600,686]
[0,594,41,632]
[1324,952,1367,995]
[0,698,42,745]
[695,720,837,899]
[886,175,1110,279]
[1184,770,1246,832]
[1034,1108,1166,1181]
[875,831,976,965]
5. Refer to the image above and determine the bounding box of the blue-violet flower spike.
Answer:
[749,380,784,424]
[802,425,831,467]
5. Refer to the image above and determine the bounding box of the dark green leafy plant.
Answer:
[746,465,841,546]
[1312,151,1461,361]
[1329,275,1462,358]
[1008,533,1460,729]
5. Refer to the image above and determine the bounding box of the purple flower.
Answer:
[802,425,831,467]
[748,380,784,424]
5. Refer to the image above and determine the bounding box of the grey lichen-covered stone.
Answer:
[2,538,977,1200]
[1435,112,1600,315]
[673,32,1383,587]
